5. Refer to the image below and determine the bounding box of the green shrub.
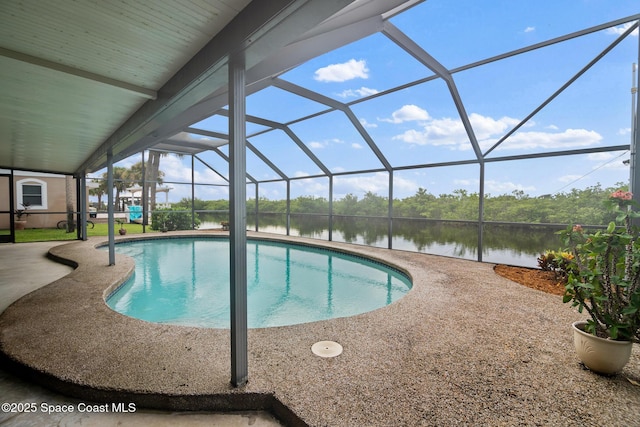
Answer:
[151,210,200,231]
[537,250,574,281]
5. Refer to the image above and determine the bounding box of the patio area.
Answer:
[0,233,639,426]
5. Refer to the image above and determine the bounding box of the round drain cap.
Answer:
[311,341,343,358]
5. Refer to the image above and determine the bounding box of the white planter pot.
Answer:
[572,321,633,375]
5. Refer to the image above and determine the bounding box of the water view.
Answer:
[198,214,567,268]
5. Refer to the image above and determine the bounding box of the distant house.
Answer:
[0,171,90,229]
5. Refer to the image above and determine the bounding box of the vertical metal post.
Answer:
[191,155,196,229]
[388,171,393,249]
[107,149,115,266]
[229,51,248,387]
[478,162,485,263]
[254,184,259,231]
[286,180,291,236]
[75,175,82,240]
[141,150,147,233]
[631,60,639,202]
[9,170,15,243]
[78,173,88,241]
[328,176,333,242]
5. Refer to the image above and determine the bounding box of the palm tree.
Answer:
[64,175,75,232]
[100,167,129,211]
[146,151,163,212]
[89,179,107,210]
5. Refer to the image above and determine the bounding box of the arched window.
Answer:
[16,178,48,210]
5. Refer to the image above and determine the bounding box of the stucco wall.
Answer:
[0,174,89,229]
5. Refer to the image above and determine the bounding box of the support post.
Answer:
[255,184,259,231]
[107,149,116,265]
[388,171,393,249]
[328,176,333,242]
[286,180,291,236]
[141,150,147,233]
[229,51,248,387]
[478,162,485,262]
[631,59,639,204]
[9,170,15,243]
[191,155,196,229]
[78,174,88,241]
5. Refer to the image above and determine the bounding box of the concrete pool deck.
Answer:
[0,232,639,426]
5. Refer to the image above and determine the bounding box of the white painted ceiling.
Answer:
[0,0,375,174]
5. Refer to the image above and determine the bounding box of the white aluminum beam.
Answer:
[382,22,484,161]
[79,0,355,174]
[229,51,248,388]
[0,47,157,100]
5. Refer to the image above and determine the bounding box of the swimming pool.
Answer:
[106,237,412,328]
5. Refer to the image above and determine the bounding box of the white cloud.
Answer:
[155,155,230,202]
[618,127,631,135]
[524,26,535,33]
[359,118,378,129]
[380,104,430,124]
[392,113,517,147]
[451,178,535,195]
[587,152,614,161]
[587,152,628,170]
[308,138,345,150]
[484,180,536,194]
[497,128,602,150]
[470,113,520,140]
[337,87,379,98]
[352,143,363,149]
[546,124,559,130]
[606,22,639,37]
[161,155,192,182]
[291,178,328,198]
[600,158,629,170]
[391,111,601,152]
[314,59,369,82]
[332,172,416,199]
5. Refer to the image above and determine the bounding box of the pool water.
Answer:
[106,238,412,328]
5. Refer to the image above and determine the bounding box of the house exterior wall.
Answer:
[0,172,89,229]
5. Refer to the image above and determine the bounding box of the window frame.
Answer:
[16,178,48,210]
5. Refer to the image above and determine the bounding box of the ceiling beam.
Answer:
[0,47,157,100]
[79,0,355,174]
[89,0,397,170]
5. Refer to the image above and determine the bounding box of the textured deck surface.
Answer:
[1,232,638,426]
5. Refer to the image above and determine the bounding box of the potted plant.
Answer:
[559,190,640,374]
[116,218,127,235]
[14,202,30,230]
[221,220,230,231]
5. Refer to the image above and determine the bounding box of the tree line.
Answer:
[173,182,626,226]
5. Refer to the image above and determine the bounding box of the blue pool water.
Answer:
[106,238,412,328]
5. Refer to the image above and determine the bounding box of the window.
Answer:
[16,178,48,209]
[22,184,42,206]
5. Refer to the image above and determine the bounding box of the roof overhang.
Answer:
[0,0,365,175]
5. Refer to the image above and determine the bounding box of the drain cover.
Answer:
[311,341,343,358]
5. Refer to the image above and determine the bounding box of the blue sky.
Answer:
[97,0,639,203]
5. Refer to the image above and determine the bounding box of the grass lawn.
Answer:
[14,223,147,243]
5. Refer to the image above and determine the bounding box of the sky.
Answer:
[92,0,640,203]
